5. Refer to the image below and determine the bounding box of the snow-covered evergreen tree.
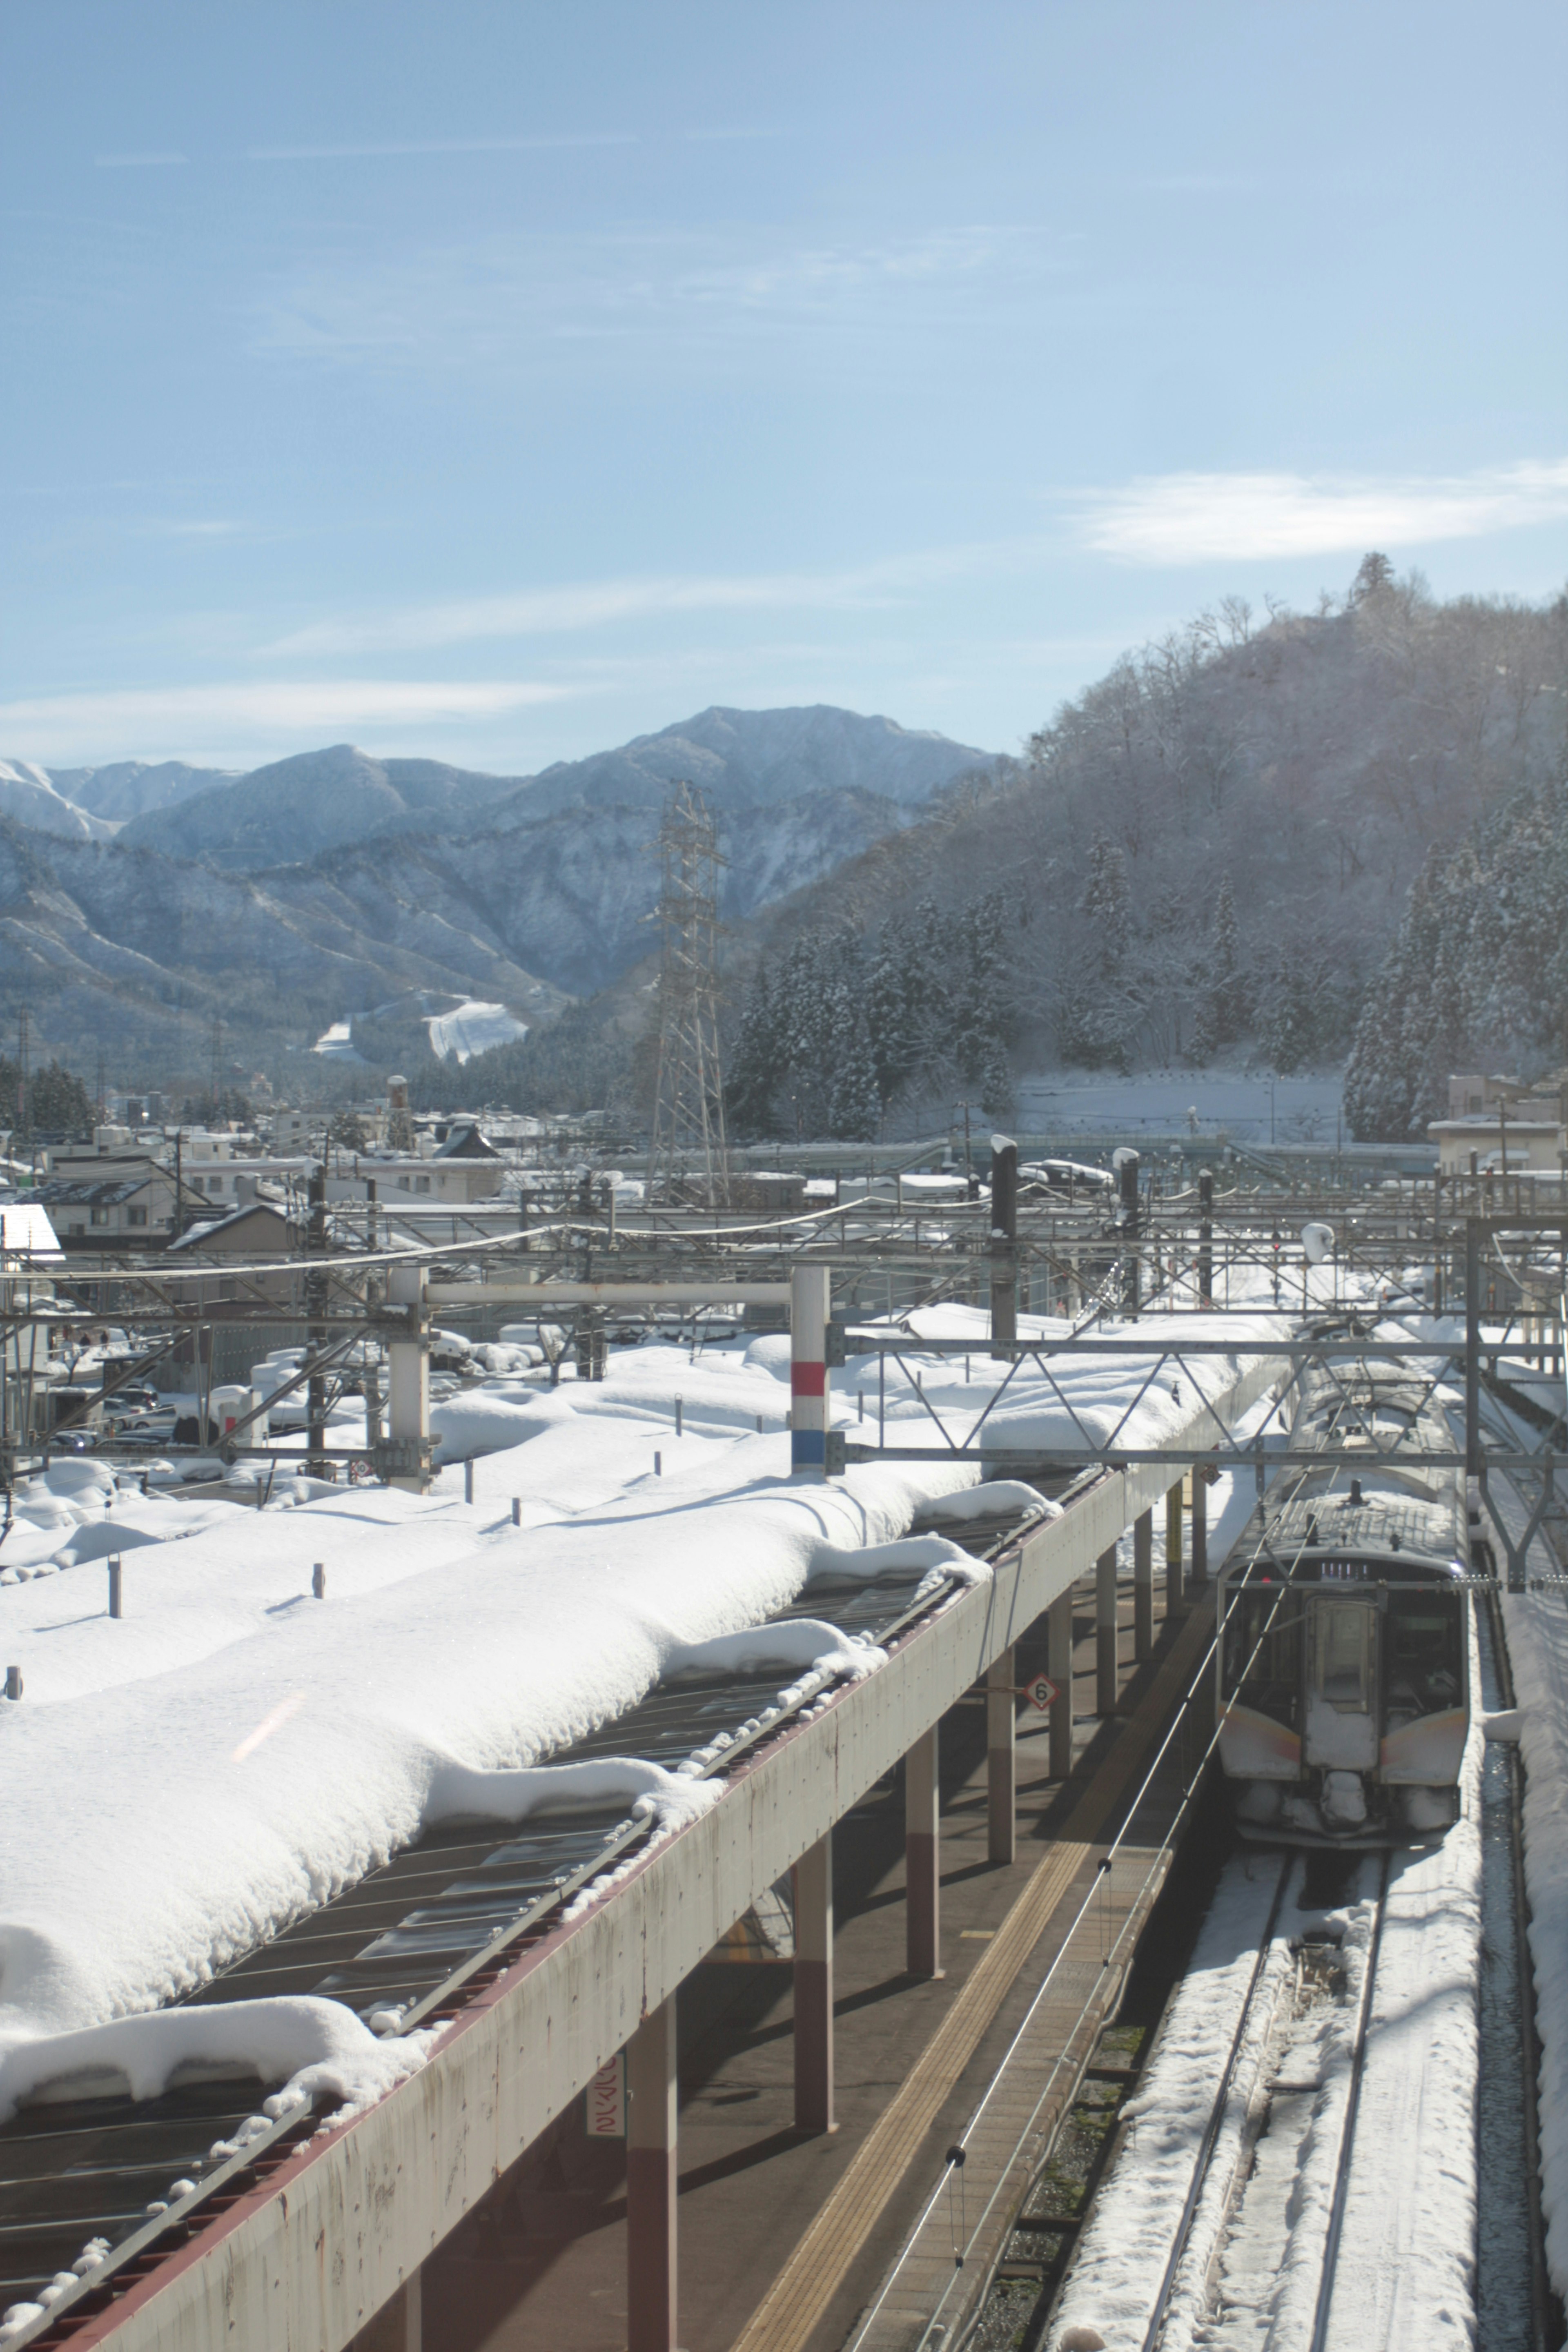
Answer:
[1188,873,1243,1061]
[727,962,785,1137]
[1344,779,1568,1138]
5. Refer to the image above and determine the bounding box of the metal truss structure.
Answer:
[831,1213,1568,1594]
[7,1174,1568,1588]
[646,781,729,1209]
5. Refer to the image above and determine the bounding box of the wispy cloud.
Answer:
[146,518,243,539]
[252,224,1075,366]
[0,677,570,758]
[246,134,637,162]
[1075,462,1568,564]
[94,151,187,169]
[261,546,1012,659]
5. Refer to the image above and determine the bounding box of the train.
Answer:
[1216,1344,1472,1844]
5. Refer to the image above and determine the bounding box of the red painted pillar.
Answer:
[987,1648,1016,1865]
[793,1832,835,2132]
[627,1998,678,2352]
[906,1725,943,1978]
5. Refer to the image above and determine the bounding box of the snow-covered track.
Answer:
[1140,1857,1392,2352]
[1304,1852,1391,2352]
[1136,1856,1294,2350]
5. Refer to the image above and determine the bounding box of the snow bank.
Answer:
[663,1617,884,1683]
[0,1444,980,2071]
[804,1533,974,1586]
[0,1314,1285,2127]
[425,1754,722,1831]
[917,1479,1058,1523]
[0,1995,428,2128]
[429,1387,574,1462]
[1503,1581,1568,2303]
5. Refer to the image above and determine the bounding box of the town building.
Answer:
[1431,1072,1568,1174]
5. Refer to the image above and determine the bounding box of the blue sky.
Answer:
[2,0,1564,773]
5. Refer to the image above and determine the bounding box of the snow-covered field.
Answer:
[424,998,527,1063]
[0,1306,1287,2133]
[1014,1068,1344,1145]
[310,1019,365,1063]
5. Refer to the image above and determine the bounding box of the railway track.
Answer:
[1130,1851,1391,2352]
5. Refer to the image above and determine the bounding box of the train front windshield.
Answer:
[1223,1587,1302,1728]
[1383,1591,1463,1725]
[1225,1572,1463,1731]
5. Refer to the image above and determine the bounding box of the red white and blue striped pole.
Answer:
[791,1265,831,1479]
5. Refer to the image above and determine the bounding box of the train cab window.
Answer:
[1383,1593,1463,1726]
[1223,1589,1301,1728]
[1312,1600,1374,1714]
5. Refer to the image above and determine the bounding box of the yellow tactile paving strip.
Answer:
[729,1598,1214,2352]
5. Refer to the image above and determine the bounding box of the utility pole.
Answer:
[208,1013,223,1119]
[306,1160,328,1477]
[989,1133,1018,1351]
[1118,1149,1141,1312]
[16,1005,30,1176]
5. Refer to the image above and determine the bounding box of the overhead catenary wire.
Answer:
[848,1465,1322,2352]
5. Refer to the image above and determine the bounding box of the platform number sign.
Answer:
[1025,1673,1058,1714]
[587,2051,626,2138]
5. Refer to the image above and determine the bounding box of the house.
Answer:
[333,1125,506,1207]
[30,1134,182,1246]
[163,1198,301,1313]
[1430,1071,1568,1174]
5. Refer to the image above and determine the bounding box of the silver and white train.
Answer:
[1217,1351,1471,1844]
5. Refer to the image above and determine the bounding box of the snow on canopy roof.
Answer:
[0,1203,62,1258]
[0,1300,1291,2114]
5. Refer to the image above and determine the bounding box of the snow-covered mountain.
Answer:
[0,761,116,842]
[0,704,998,1074]
[492,704,996,824]
[105,709,994,871]
[117,744,517,868]
[49,759,238,824]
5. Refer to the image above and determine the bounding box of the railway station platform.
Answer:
[405,1544,1216,2352]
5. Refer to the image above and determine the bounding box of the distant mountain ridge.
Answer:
[492,704,993,824]
[0,760,116,843]
[117,744,517,869]
[0,704,1000,1078]
[49,759,239,823]
[107,706,995,871]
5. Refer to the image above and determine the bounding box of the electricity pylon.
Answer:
[646,783,728,1207]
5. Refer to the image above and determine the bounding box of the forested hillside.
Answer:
[727,561,1566,1136]
[1343,780,1568,1140]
